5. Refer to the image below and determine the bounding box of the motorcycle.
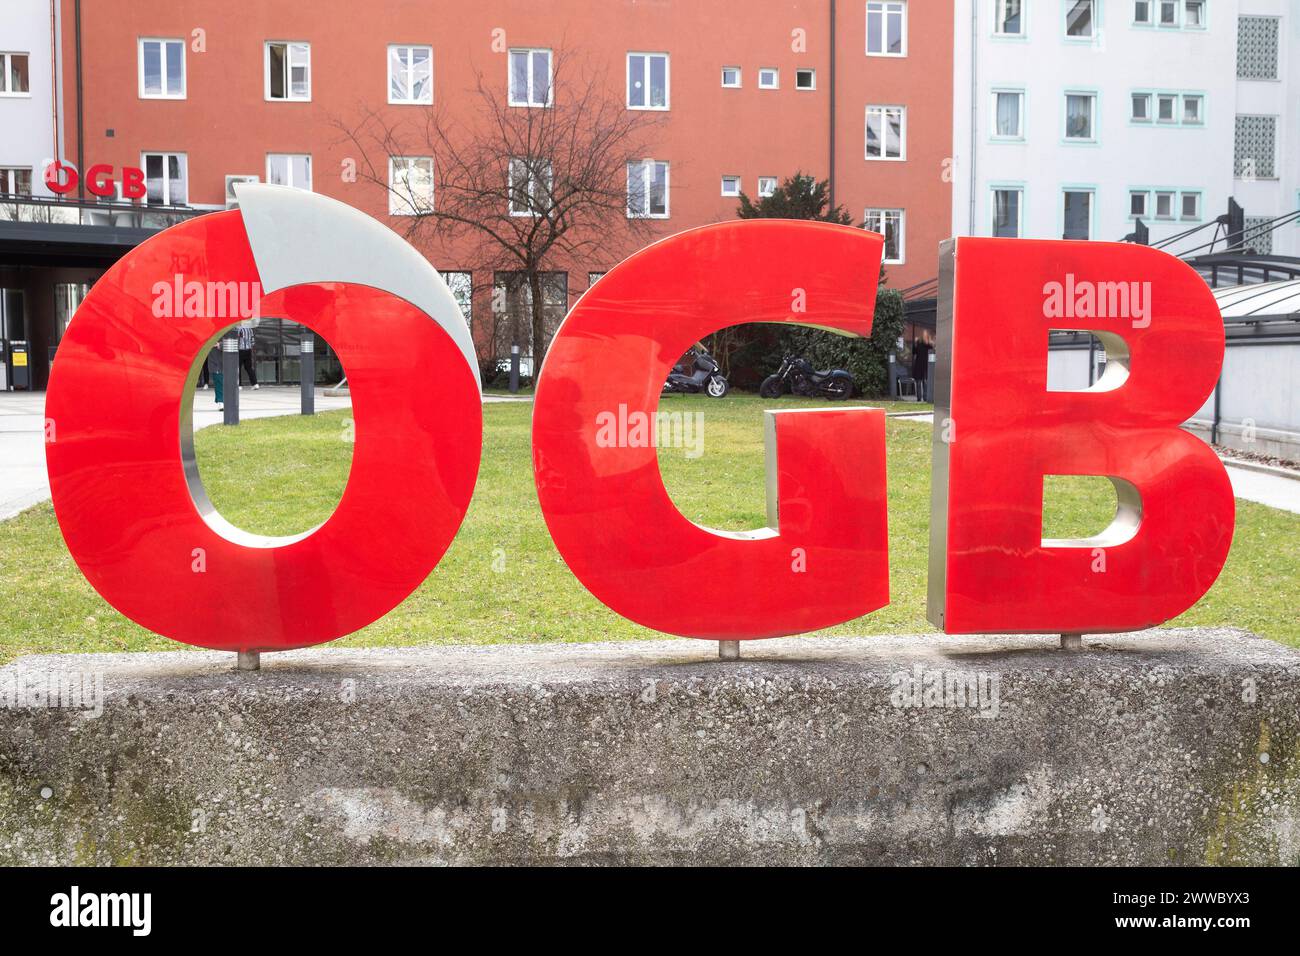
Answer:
[760,355,854,400]
[663,348,730,398]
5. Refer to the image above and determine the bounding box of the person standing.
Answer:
[237,323,260,390]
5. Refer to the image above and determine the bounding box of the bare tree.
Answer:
[333,49,663,374]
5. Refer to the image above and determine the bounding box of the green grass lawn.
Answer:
[0,395,1294,663]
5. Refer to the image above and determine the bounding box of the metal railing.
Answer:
[0,192,208,230]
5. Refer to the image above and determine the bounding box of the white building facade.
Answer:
[0,0,62,201]
[952,0,1297,257]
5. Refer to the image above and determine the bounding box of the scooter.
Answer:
[760,355,854,399]
[663,348,730,398]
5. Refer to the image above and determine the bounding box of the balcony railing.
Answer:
[0,192,208,231]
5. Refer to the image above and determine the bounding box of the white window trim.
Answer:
[865,207,906,263]
[140,151,188,205]
[1131,92,1152,122]
[508,48,553,108]
[627,160,670,219]
[758,176,778,198]
[866,1,909,57]
[991,89,1025,140]
[0,166,33,195]
[1154,190,1176,220]
[1157,0,1179,28]
[721,66,741,88]
[1064,91,1097,142]
[266,153,312,191]
[1061,187,1095,240]
[1065,0,1097,38]
[994,0,1025,36]
[388,156,434,215]
[509,157,553,216]
[1180,190,1201,220]
[1129,189,1149,218]
[1156,93,1178,124]
[1182,93,1203,124]
[1133,1,1153,25]
[0,51,32,97]
[758,67,779,89]
[387,44,433,105]
[865,104,907,161]
[138,38,186,100]
[990,187,1024,238]
[626,52,670,110]
[264,40,311,102]
[720,175,741,197]
[795,69,817,90]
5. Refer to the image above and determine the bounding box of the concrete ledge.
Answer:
[2,628,1298,865]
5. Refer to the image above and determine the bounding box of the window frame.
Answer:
[758,176,778,198]
[1179,190,1202,221]
[626,159,670,219]
[0,167,33,196]
[508,47,553,108]
[991,88,1026,140]
[1063,90,1097,143]
[387,44,433,105]
[138,38,186,99]
[865,103,907,160]
[265,152,313,191]
[140,151,189,206]
[864,207,906,264]
[0,51,32,97]
[994,0,1026,37]
[1181,93,1204,125]
[1153,189,1176,220]
[795,68,817,91]
[758,67,779,89]
[1128,189,1149,219]
[990,185,1024,238]
[1064,0,1096,40]
[1157,0,1179,28]
[626,52,670,110]
[720,175,742,198]
[1156,93,1178,124]
[509,156,554,216]
[264,40,311,102]
[1060,186,1096,240]
[720,66,742,88]
[1130,92,1153,123]
[866,1,908,57]
[1133,0,1153,25]
[388,155,434,216]
[1183,1,1206,29]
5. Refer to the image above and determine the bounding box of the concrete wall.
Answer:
[0,0,60,198]
[2,630,1297,866]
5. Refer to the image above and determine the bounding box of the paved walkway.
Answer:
[888,411,1300,515]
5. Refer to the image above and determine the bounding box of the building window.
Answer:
[1154,190,1175,219]
[1184,2,1205,28]
[993,90,1024,138]
[627,160,669,218]
[142,152,188,205]
[587,272,606,288]
[996,0,1024,35]
[1158,1,1178,26]
[864,208,904,263]
[1066,1,1094,37]
[54,282,90,344]
[991,187,1022,237]
[866,2,907,56]
[265,41,310,101]
[866,104,905,159]
[267,153,312,190]
[1065,93,1095,141]
[1234,115,1276,179]
[1237,17,1279,80]
[758,176,778,198]
[509,48,552,106]
[1134,1,1152,24]
[1157,94,1177,123]
[1131,93,1151,122]
[0,52,30,95]
[758,68,779,89]
[1062,189,1093,239]
[389,45,432,104]
[0,167,32,196]
[720,175,741,197]
[138,39,185,98]
[795,69,816,90]
[389,156,434,215]
[627,53,669,109]
[509,157,553,215]
[1129,190,1148,218]
[721,66,741,88]
[442,272,472,327]
[1182,94,1203,125]
[1180,191,1200,220]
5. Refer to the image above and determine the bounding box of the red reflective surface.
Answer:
[532,220,890,640]
[930,238,1234,633]
[45,211,481,651]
